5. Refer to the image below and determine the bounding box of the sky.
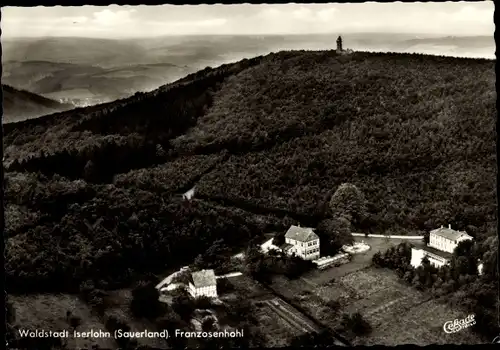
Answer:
[1,2,494,38]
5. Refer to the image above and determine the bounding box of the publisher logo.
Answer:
[443,314,476,334]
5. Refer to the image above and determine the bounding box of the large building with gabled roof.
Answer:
[283,225,320,260]
[411,224,474,268]
[188,269,217,298]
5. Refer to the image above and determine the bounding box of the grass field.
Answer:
[356,292,481,346]
[9,294,116,349]
[104,289,170,349]
[339,268,404,299]
[10,289,171,349]
[225,274,274,301]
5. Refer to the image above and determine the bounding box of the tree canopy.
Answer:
[329,183,368,225]
[316,217,354,255]
[4,50,495,340]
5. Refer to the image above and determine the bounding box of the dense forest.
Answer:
[189,52,496,236]
[4,50,496,302]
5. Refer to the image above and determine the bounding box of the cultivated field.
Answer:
[350,278,481,346]
[267,237,485,346]
[225,275,321,347]
[251,302,297,347]
[252,298,319,347]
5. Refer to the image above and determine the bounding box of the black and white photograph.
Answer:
[2,1,498,349]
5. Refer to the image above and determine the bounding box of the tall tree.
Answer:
[316,217,353,255]
[272,232,286,247]
[130,281,163,320]
[329,183,368,226]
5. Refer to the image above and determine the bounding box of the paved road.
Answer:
[352,233,424,239]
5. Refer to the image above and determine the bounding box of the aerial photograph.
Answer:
[3,2,498,349]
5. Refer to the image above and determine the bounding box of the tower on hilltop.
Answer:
[336,36,343,53]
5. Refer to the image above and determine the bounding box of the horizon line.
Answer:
[2,33,494,40]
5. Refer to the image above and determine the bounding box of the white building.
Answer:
[188,269,217,298]
[280,225,320,261]
[183,187,196,200]
[410,224,474,268]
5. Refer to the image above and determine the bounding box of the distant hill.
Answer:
[1,37,148,67]
[2,84,74,123]
[1,60,193,108]
[4,51,496,338]
[2,34,494,108]
[388,35,495,59]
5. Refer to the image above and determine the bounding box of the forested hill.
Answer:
[1,85,74,123]
[4,51,496,295]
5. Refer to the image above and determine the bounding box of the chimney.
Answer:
[448,224,451,229]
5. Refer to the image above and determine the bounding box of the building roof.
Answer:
[285,225,319,242]
[430,226,472,241]
[183,187,196,200]
[191,269,217,288]
[422,245,453,260]
[280,243,294,252]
